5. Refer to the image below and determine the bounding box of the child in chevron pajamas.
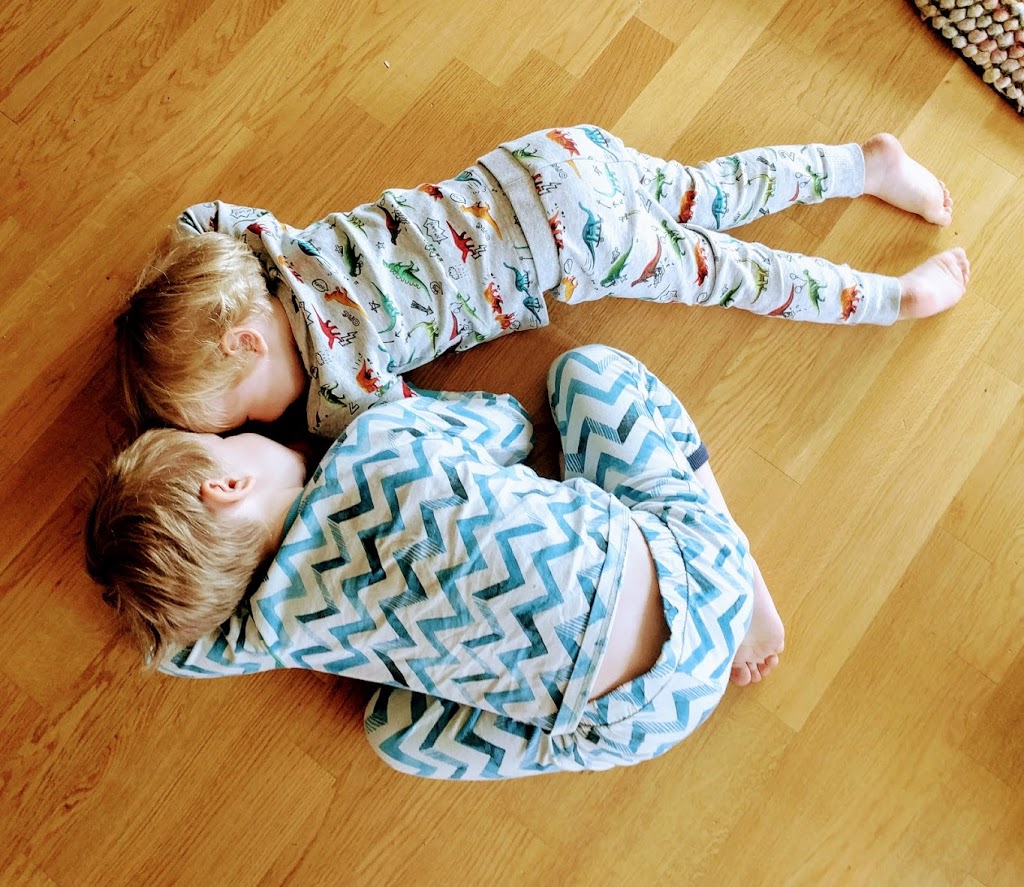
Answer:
[116,126,968,439]
[86,344,783,779]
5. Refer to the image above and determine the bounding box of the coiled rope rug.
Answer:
[910,0,1024,115]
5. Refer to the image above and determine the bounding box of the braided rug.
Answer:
[911,0,1024,115]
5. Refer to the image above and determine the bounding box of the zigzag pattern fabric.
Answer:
[162,345,753,780]
[363,346,754,779]
[164,384,631,736]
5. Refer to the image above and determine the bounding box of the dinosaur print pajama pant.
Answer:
[363,345,755,779]
[483,125,901,324]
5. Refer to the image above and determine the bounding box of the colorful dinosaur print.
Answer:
[324,287,367,316]
[247,221,271,236]
[720,155,743,180]
[448,311,460,343]
[719,280,742,307]
[295,238,330,269]
[370,282,398,332]
[694,241,709,286]
[631,237,662,287]
[522,295,543,324]
[279,255,304,283]
[654,168,670,202]
[461,201,501,238]
[379,203,403,244]
[455,169,484,187]
[446,221,476,263]
[678,189,697,223]
[840,284,861,320]
[495,312,515,330]
[579,202,602,267]
[338,235,362,277]
[503,262,530,294]
[747,173,776,200]
[580,125,616,157]
[320,383,347,406]
[660,220,686,259]
[740,258,769,302]
[803,270,825,312]
[768,284,795,317]
[341,211,365,232]
[455,290,482,321]
[546,128,580,156]
[407,318,440,351]
[561,275,579,303]
[532,172,560,195]
[356,358,383,394]
[601,241,634,287]
[385,260,429,294]
[806,166,828,199]
[711,184,728,228]
[595,163,623,199]
[313,307,344,349]
[789,181,801,202]
[548,211,564,250]
[483,281,504,314]
[417,183,443,199]
[511,146,541,161]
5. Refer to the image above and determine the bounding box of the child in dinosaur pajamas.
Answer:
[86,345,783,779]
[118,126,968,438]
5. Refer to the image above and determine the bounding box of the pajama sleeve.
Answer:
[394,389,535,467]
[362,686,606,780]
[157,607,281,678]
[175,201,272,240]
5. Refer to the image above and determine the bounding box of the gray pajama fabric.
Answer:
[179,126,899,439]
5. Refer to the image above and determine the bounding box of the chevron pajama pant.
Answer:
[365,345,754,778]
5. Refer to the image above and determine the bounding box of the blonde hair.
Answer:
[84,428,270,664]
[116,231,273,431]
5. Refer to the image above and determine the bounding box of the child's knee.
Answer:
[546,344,642,399]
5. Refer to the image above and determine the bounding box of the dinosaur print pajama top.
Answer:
[178,125,900,439]
[161,346,754,779]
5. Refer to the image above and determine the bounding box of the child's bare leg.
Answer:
[897,247,970,319]
[861,133,953,227]
[692,461,784,687]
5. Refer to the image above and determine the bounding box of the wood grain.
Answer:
[1,1,1021,883]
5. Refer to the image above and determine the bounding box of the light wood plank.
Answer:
[1,2,1022,883]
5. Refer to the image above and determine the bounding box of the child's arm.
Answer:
[387,388,535,467]
[175,201,269,239]
[363,685,604,780]
[156,611,280,678]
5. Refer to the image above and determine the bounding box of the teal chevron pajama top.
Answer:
[162,346,755,779]
[178,126,900,439]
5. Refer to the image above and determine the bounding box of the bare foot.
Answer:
[897,247,970,319]
[862,133,953,227]
[731,560,784,687]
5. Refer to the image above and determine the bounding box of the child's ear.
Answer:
[200,474,255,507]
[220,326,269,357]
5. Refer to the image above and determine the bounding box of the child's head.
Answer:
[117,232,307,433]
[85,427,307,662]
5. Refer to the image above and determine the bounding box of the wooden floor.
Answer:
[1,0,1022,883]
